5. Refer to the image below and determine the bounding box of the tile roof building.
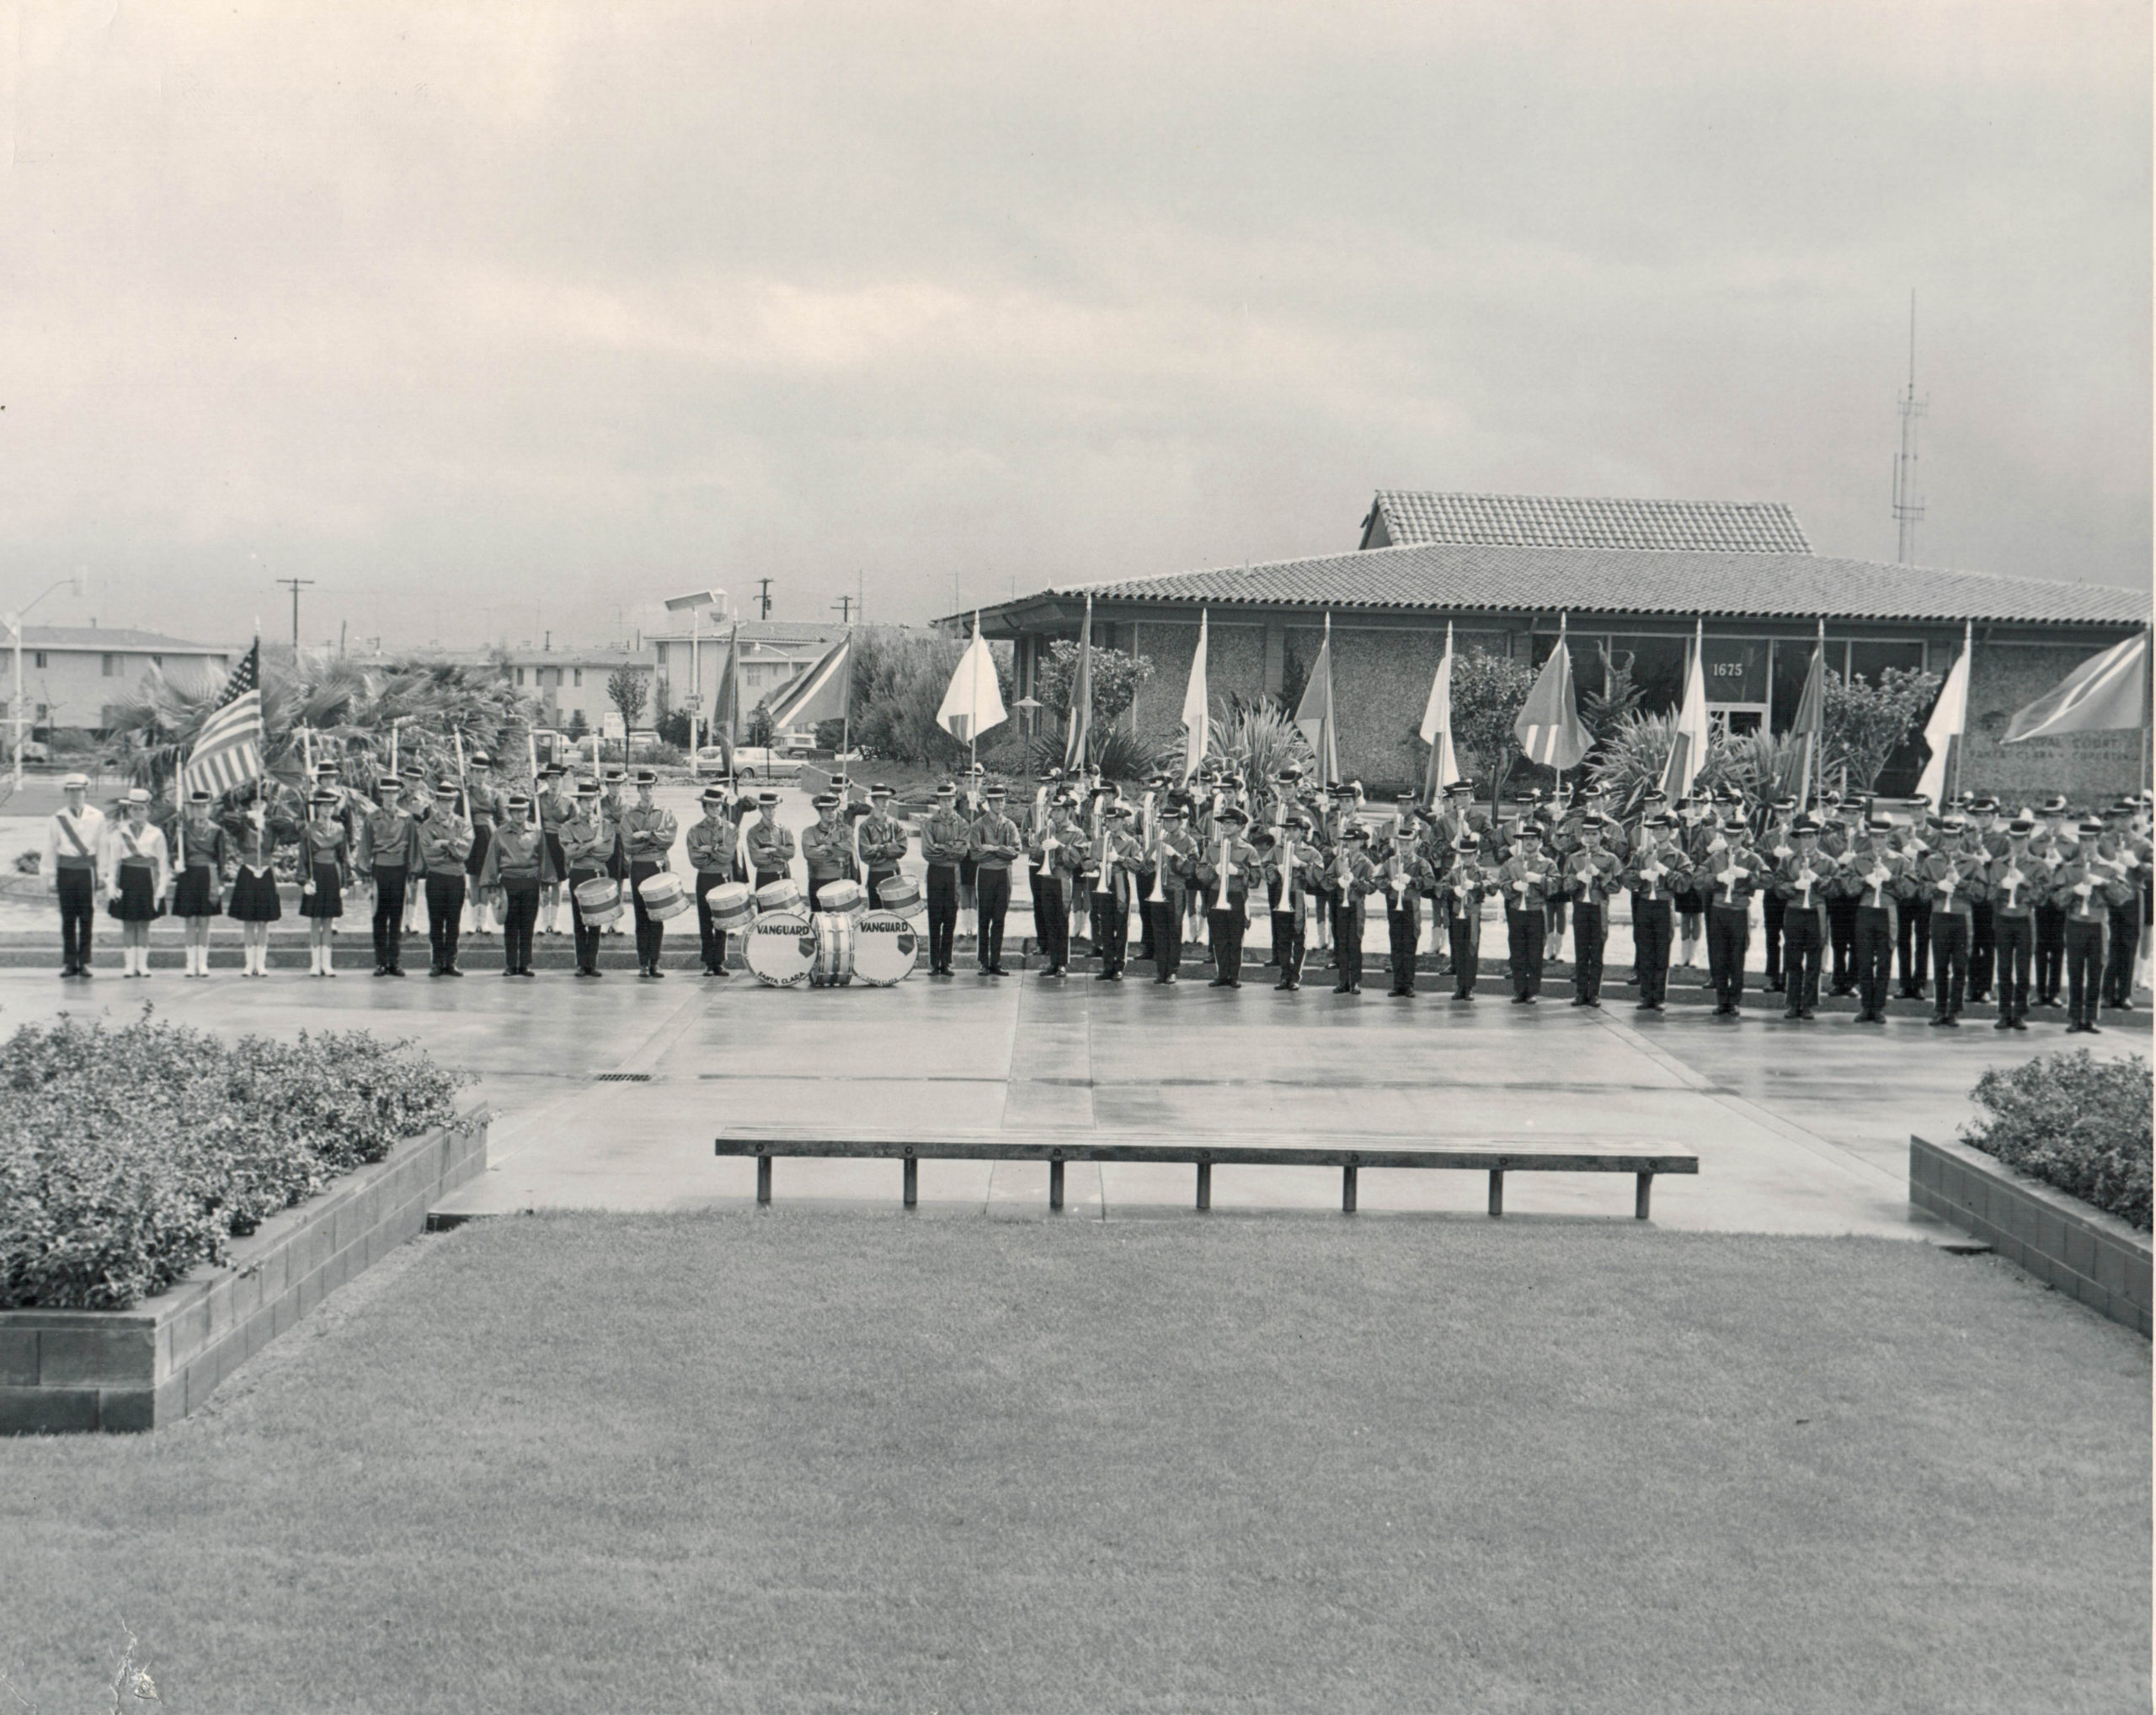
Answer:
[3,625,232,736]
[961,490,2148,802]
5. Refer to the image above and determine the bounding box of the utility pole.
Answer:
[833,595,855,623]
[755,578,773,620]
[1892,291,1926,564]
[278,577,316,652]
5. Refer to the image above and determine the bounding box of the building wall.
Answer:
[1,649,228,732]
[1965,639,2144,807]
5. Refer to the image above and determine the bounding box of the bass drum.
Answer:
[745,912,815,986]
[851,912,919,986]
[809,913,854,987]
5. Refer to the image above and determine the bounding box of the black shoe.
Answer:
[1993,1015,2014,1030]
[2009,1018,2027,1031]
[649,965,665,978]
[59,963,76,977]
[388,964,407,977]
[373,965,388,977]
[1209,977,1231,987]
[1095,970,1115,981]
[1928,1015,1951,1027]
[987,965,1010,977]
[1274,980,1294,991]
[429,965,445,977]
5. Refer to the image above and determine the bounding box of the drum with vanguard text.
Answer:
[745,912,814,986]
[851,912,919,986]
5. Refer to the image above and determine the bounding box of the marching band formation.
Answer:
[40,757,2154,1031]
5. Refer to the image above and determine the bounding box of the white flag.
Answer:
[1418,622,1460,805]
[1180,609,1209,784]
[937,614,1006,743]
[1915,624,1972,810]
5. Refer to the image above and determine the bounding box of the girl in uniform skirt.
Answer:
[172,788,229,978]
[299,789,353,975]
[226,798,289,977]
[102,788,170,976]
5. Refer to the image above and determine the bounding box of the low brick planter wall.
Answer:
[1,1109,488,1434]
[1910,1135,2152,1337]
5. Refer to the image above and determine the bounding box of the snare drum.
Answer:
[745,912,814,986]
[755,878,803,916]
[815,878,866,916]
[702,881,755,932]
[573,876,624,927]
[810,913,854,987]
[851,912,920,985]
[637,872,691,921]
[874,874,924,918]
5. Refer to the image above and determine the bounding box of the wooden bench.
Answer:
[713,1130,1698,1219]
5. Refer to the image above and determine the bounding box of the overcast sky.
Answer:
[3,0,2148,651]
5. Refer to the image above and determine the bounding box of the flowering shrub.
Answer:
[1960,1051,2152,1231]
[0,1009,471,1309]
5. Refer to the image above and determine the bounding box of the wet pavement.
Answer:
[5,951,2143,1237]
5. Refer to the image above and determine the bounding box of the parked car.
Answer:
[728,747,808,782]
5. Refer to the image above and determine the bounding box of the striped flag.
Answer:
[1659,619,1710,800]
[2002,630,2149,743]
[1513,628,1590,771]
[180,638,264,799]
[709,623,742,744]
[1418,621,1461,806]
[1293,613,1339,788]
[764,633,852,732]
[1179,608,1209,785]
[1786,622,1826,805]
[1063,592,1094,774]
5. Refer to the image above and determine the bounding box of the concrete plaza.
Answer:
[4,957,2144,1238]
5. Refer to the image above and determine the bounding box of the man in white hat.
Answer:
[45,772,106,977]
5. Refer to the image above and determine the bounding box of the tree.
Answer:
[607,666,650,733]
[564,708,590,740]
[1448,646,1538,806]
[1034,639,1153,724]
[1824,665,1942,793]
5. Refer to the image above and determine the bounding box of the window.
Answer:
[151,654,163,667]
[1608,635,1688,713]
[101,654,118,677]
[515,667,526,687]
[573,667,583,687]
[1848,640,1926,685]
[33,652,47,669]
[655,643,669,666]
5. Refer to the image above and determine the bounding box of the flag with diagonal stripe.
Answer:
[764,633,852,732]
[180,638,264,799]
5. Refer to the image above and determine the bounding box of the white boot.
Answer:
[125,945,141,977]
[309,944,323,976]
[322,939,335,975]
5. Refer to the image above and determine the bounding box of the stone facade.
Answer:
[1964,639,2147,808]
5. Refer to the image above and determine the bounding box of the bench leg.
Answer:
[1342,1164,1357,1214]
[756,1156,772,1206]
[904,1157,918,1210]
[1196,1162,1211,1212]
[1487,1169,1504,1218]
[1049,1159,1065,1213]
[1635,1171,1652,1221]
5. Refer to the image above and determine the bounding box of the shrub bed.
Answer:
[1960,1050,2152,1231]
[1,1010,470,1310]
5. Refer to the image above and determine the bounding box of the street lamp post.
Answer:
[8,572,83,791]
[663,588,726,777]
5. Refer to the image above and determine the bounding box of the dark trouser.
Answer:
[976,868,1011,967]
[1091,889,1129,975]
[1331,903,1365,990]
[1968,901,1995,1000]
[1630,895,1672,1007]
[1386,899,1422,992]
[568,866,607,971]
[1854,906,1896,1015]
[1026,864,1045,950]
[502,878,540,970]
[2102,906,2140,1005]
[1036,877,1070,970]
[1150,895,1182,981]
[2064,917,2105,1026]
[1571,900,1606,1002]
[1993,915,2034,1021]
[630,861,665,969]
[1446,910,1478,996]
[1505,907,1545,999]
[424,873,466,969]
[1135,873,1157,959]
[371,867,409,968]
[694,870,729,970]
[926,865,959,971]
[1544,894,1568,945]
[1209,897,1249,982]
[1896,897,1931,994]
[1267,874,1286,964]
[1827,895,1858,991]
[1930,913,1971,1018]
[1781,906,1823,1012]
[2034,905,2066,1002]
[57,867,96,968]
[1707,902,1750,1007]
[1762,891,1787,989]
[1273,911,1307,986]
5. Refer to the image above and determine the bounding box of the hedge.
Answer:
[1960,1050,2152,1232]
[1,1010,470,1310]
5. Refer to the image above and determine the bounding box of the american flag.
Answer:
[180,638,264,799]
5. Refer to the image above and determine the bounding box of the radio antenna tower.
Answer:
[1892,290,1926,564]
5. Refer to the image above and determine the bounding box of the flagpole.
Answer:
[841,621,855,796]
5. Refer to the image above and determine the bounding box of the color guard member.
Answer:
[419,779,475,976]
[355,775,419,977]
[299,788,353,976]
[173,788,228,978]
[103,788,169,978]
[46,772,106,978]
[224,796,291,977]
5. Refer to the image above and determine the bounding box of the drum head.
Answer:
[574,878,620,910]
[851,913,920,986]
[745,912,814,986]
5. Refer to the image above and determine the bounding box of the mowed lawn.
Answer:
[0,1214,2148,1714]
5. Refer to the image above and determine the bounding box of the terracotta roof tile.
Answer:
[1370,490,1812,554]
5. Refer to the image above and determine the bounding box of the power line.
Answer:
[755,578,773,620]
[277,577,316,651]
